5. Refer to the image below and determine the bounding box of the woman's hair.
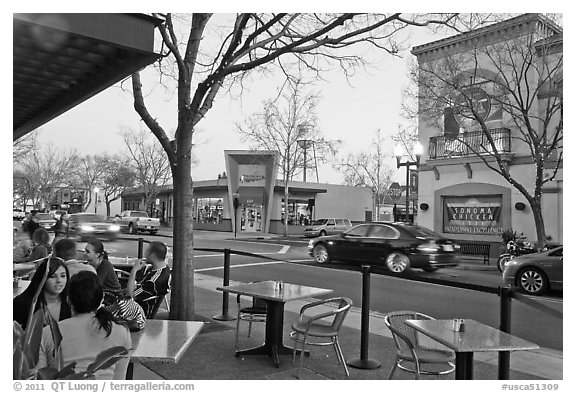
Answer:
[67,271,115,337]
[22,257,70,303]
[85,238,108,260]
[32,228,50,245]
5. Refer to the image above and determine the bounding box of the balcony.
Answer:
[428,128,511,160]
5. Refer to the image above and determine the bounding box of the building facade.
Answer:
[411,14,563,250]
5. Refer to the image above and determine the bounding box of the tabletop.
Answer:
[13,279,31,298]
[130,320,204,363]
[405,319,539,353]
[217,281,333,303]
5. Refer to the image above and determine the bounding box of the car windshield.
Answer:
[401,225,439,238]
[131,211,148,217]
[312,219,328,225]
[77,214,108,222]
[37,213,53,220]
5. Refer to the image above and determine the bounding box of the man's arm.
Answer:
[126,260,146,298]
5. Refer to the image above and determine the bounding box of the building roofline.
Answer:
[411,13,562,57]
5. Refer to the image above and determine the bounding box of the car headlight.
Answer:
[80,225,95,232]
[109,225,120,231]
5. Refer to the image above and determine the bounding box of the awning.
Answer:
[13,13,163,140]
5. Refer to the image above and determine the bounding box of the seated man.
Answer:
[126,241,171,317]
[53,238,96,277]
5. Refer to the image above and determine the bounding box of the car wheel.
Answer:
[497,254,514,273]
[319,230,326,237]
[386,252,411,274]
[422,267,438,272]
[129,223,136,234]
[312,243,330,264]
[517,267,549,296]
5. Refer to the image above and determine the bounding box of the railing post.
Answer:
[213,249,236,321]
[498,286,512,380]
[347,265,381,370]
[137,237,144,259]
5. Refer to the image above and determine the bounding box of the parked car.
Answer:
[13,208,26,220]
[502,246,562,296]
[304,218,353,238]
[112,210,160,235]
[308,222,460,273]
[68,213,120,241]
[49,209,68,220]
[21,212,57,231]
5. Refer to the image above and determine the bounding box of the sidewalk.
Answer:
[130,273,562,381]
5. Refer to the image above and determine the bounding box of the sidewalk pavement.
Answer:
[130,273,562,381]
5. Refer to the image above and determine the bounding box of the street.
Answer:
[14,224,562,351]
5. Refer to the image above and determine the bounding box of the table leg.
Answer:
[455,352,474,380]
[126,361,134,380]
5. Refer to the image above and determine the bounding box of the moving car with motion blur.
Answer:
[68,213,120,241]
[502,246,562,296]
[22,212,57,231]
[308,222,460,273]
[13,208,26,220]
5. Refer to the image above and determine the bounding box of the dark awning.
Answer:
[13,13,162,140]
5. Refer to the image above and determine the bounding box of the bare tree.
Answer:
[15,145,77,210]
[237,79,339,234]
[410,15,562,245]
[121,127,171,215]
[67,155,109,212]
[13,130,39,164]
[131,13,461,320]
[336,129,394,220]
[100,155,137,217]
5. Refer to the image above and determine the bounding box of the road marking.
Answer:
[195,261,285,272]
[279,245,290,254]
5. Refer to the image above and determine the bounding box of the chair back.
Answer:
[329,297,353,331]
[144,295,165,319]
[384,311,434,352]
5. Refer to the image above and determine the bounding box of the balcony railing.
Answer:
[428,128,511,160]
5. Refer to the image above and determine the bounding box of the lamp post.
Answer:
[93,187,99,214]
[394,142,423,223]
[297,139,311,182]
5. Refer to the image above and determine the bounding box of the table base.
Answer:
[455,352,474,380]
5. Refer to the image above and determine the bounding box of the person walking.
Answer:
[52,213,69,244]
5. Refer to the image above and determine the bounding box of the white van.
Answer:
[304,218,352,238]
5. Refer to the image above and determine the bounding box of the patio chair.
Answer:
[384,311,455,380]
[289,297,352,379]
[234,293,267,351]
[141,294,168,319]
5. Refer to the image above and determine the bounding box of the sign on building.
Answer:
[443,195,503,235]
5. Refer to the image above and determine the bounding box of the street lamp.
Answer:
[394,142,423,223]
[93,187,99,214]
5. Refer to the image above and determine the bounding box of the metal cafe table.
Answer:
[128,319,204,379]
[217,280,333,367]
[405,318,539,380]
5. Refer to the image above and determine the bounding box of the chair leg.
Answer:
[331,337,342,365]
[292,333,300,364]
[414,360,421,380]
[163,294,170,312]
[247,319,253,337]
[333,336,349,377]
[234,313,242,351]
[297,335,308,379]
[388,360,399,380]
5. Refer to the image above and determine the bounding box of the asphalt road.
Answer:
[15,225,561,351]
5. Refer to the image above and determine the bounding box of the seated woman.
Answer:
[83,239,121,296]
[38,271,131,380]
[13,257,71,330]
[28,228,52,264]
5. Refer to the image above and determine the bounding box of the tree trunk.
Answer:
[283,177,289,237]
[168,133,195,321]
[527,197,547,248]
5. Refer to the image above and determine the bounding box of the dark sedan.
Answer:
[503,246,562,296]
[308,222,460,273]
[68,213,120,241]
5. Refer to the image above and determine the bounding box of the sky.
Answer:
[25,13,438,186]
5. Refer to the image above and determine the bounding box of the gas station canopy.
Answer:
[13,13,162,140]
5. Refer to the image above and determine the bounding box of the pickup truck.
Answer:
[113,210,160,235]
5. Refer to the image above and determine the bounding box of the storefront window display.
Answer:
[281,199,312,225]
[194,197,223,224]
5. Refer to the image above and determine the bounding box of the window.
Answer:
[368,225,398,239]
[344,225,370,237]
[327,219,335,225]
[335,219,344,225]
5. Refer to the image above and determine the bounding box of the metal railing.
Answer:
[429,128,511,159]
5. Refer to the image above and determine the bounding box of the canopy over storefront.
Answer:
[13,13,162,140]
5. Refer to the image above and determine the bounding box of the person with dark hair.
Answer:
[52,213,69,244]
[25,210,41,240]
[53,238,96,277]
[84,239,121,293]
[127,241,171,316]
[28,228,52,264]
[13,257,71,329]
[37,271,131,380]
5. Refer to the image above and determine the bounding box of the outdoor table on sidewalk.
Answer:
[217,280,333,368]
[128,319,204,379]
[405,318,539,380]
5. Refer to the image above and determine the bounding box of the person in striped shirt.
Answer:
[126,241,171,316]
